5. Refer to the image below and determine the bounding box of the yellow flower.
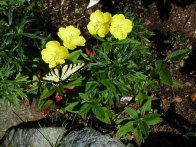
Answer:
[57,26,86,50]
[87,10,112,37]
[41,41,69,68]
[110,14,133,40]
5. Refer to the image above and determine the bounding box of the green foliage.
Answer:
[0,64,29,106]
[167,32,190,50]
[116,103,163,145]
[185,131,196,137]
[165,33,192,68]
[155,60,173,85]
[166,48,192,61]
[0,0,48,106]
[166,48,192,67]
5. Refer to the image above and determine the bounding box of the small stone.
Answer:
[185,82,192,87]
[191,94,196,102]
[173,96,182,103]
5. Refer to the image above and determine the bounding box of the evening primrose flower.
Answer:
[110,14,133,40]
[57,26,86,50]
[41,41,69,68]
[87,10,112,37]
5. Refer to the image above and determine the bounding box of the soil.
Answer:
[2,0,194,146]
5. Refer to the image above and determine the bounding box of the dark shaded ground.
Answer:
[40,0,196,146]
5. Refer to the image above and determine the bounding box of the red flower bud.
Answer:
[90,50,96,57]
[55,95,63,102]
[85,48,90,55]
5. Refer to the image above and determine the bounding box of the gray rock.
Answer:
[0,99,45,140]
[1,126,65,147]
[1,126,125,147]
[59,127,125,147]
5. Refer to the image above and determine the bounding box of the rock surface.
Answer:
[1,126,125,147]
[0,100,45,140]
[1,126,65,147]
[58,127,125,147]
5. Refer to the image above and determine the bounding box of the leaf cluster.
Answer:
[0,64,29,106]
[0,0,48,106]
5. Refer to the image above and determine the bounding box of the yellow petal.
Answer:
[97,26,109,37]
[110,14,133,40]
[123,19,133,33]
[58,26,85,49]
[88,10,111,37]
[112,14,125,23]
[41,41,69,68]
[66,26,81,36]
[57,27,67,41]
[103,12,112,23]
[72,36,86,46]
[63,40,76,49]
[90,10,103,22]
[87,22,97,35]
[46,41,61,50]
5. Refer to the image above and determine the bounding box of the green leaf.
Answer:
[133,72,147,81]
[64,102,79,112]
[113,38,132,45]
[141,99,152,113]
[166,48,192,61]
[143,113,163,125]
[40,86,56,99]
[116,121,134,138]
[81,53,91,61]
[42,100,55,110]
[115,117,132,124]
[36,98,45,108]
[155,60,173,85]
[79,93,89,102]
[139,121,149,137]
[92,105,111,124]
[135,92,146,105]
[185,131,196,137]
[124,107,138,118]
[93,35,105,42]
[134,127,143,145]
[67,49,82,62]
[100,79,116,94]
[63,77,85,88]
[114,80,130,95]
[27,86,38,95]
[22,32,45,40]
[85,81,99,92]
[172,80,183,87]
[79,103,91,115]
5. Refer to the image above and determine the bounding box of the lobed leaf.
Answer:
[116,121,134,138]
[92,105,111,124]
[166,48,192,61]
[155,60,173,85]
[124,107,138,118]
[139,121,149,137]
[134,127,143,145]
[143,113,163,125]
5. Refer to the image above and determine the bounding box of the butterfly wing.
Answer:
[42,68,60,83]
[87,0,100,9]
[61,63,85,81]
